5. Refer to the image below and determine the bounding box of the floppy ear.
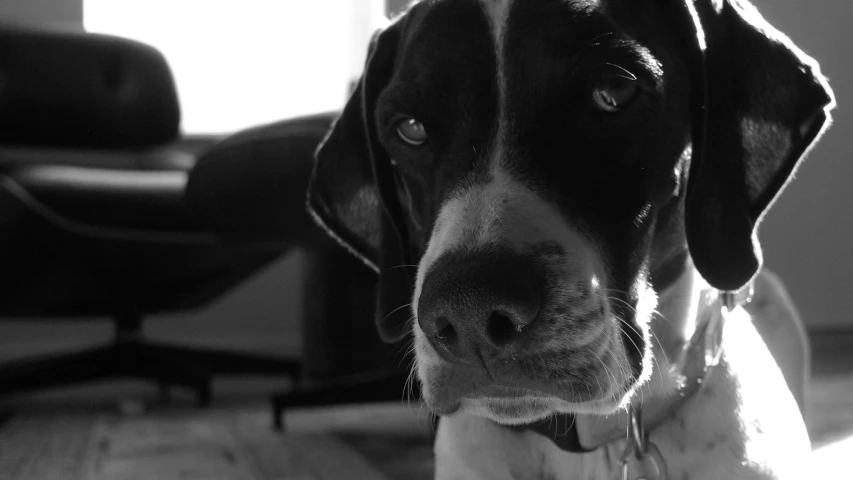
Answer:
[683,0,835,291]
[307,20,416,343]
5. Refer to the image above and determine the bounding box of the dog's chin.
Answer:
[461,396,558,426]
[428,385,635,426]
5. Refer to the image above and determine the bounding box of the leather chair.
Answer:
[0,23,298,405]
[183,114,420,429]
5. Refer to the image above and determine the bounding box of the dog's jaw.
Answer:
[461,396,566,426]
[415,260,699,424]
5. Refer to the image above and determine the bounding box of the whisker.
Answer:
[613,316,662,395]
[608,298,672,371]
[649,307,675,327]
[389,264,419,270]
[601,337,636,404]
[575,32,615,57]
[600,287,634,297]
[590,343,615,400]
[405,359,420,408]
[603,62,638,81]
[380,302,413,325]
[646,311,672,368]
[488,199,504,225]
[601,293,673,373]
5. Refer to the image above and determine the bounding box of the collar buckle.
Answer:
[619,405,668,480]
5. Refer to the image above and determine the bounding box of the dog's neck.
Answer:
[644,258,713,397]
[570,260,726,450]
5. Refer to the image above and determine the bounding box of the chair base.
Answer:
[0,337,301,407]
[269,247,439,432]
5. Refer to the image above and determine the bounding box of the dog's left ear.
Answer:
[307,18,415,343]
[683,0,835,291]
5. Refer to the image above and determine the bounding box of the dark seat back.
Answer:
[0,23,180,149]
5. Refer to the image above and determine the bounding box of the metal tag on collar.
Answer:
[714,282,754,366]
[722,282,754,312]
[619,405,668,480]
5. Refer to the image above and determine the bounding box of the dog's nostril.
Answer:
[487,311,519,345]
[434,316,456,340]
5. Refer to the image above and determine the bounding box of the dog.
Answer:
[307,0,834,478]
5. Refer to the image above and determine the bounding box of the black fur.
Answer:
[307,0,833,385]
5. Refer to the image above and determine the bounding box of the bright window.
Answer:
[84,0,384,135]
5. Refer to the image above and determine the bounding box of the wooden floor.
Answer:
[0,330,851,479]
[0,379,436,480]
[805,330,853,449]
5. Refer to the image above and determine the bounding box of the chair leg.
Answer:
[130,344,212,407]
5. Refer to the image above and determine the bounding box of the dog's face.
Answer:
[384,0,690,423]
[308,0,833,426]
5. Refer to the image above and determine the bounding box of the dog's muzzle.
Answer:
[417,248,543,364]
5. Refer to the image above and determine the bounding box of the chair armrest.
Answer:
[185,112,337,244]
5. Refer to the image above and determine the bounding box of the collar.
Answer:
[509,275,752,453]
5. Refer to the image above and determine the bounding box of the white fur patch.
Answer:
[410,0,642,425]
[411,166,603,326]
[411,163,630,418]
[479,0,512,169]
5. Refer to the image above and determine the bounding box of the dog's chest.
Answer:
[433,311,811,480]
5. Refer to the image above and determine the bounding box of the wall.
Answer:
[386,0,409,16]
[84,0,385,134]
[752,0,851,329]
[0,0,82,28]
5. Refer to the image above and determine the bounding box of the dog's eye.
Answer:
[591,79,638,112]
[396,118,428,146]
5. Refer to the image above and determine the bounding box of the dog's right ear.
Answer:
[307,18,416,344]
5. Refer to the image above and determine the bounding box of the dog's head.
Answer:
[307,0,833,425]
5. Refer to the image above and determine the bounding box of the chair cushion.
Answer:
[0,24,180,149]
[185,112,337,243]
[0,146,196,173]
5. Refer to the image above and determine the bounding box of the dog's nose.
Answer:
[417,250,542,362]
